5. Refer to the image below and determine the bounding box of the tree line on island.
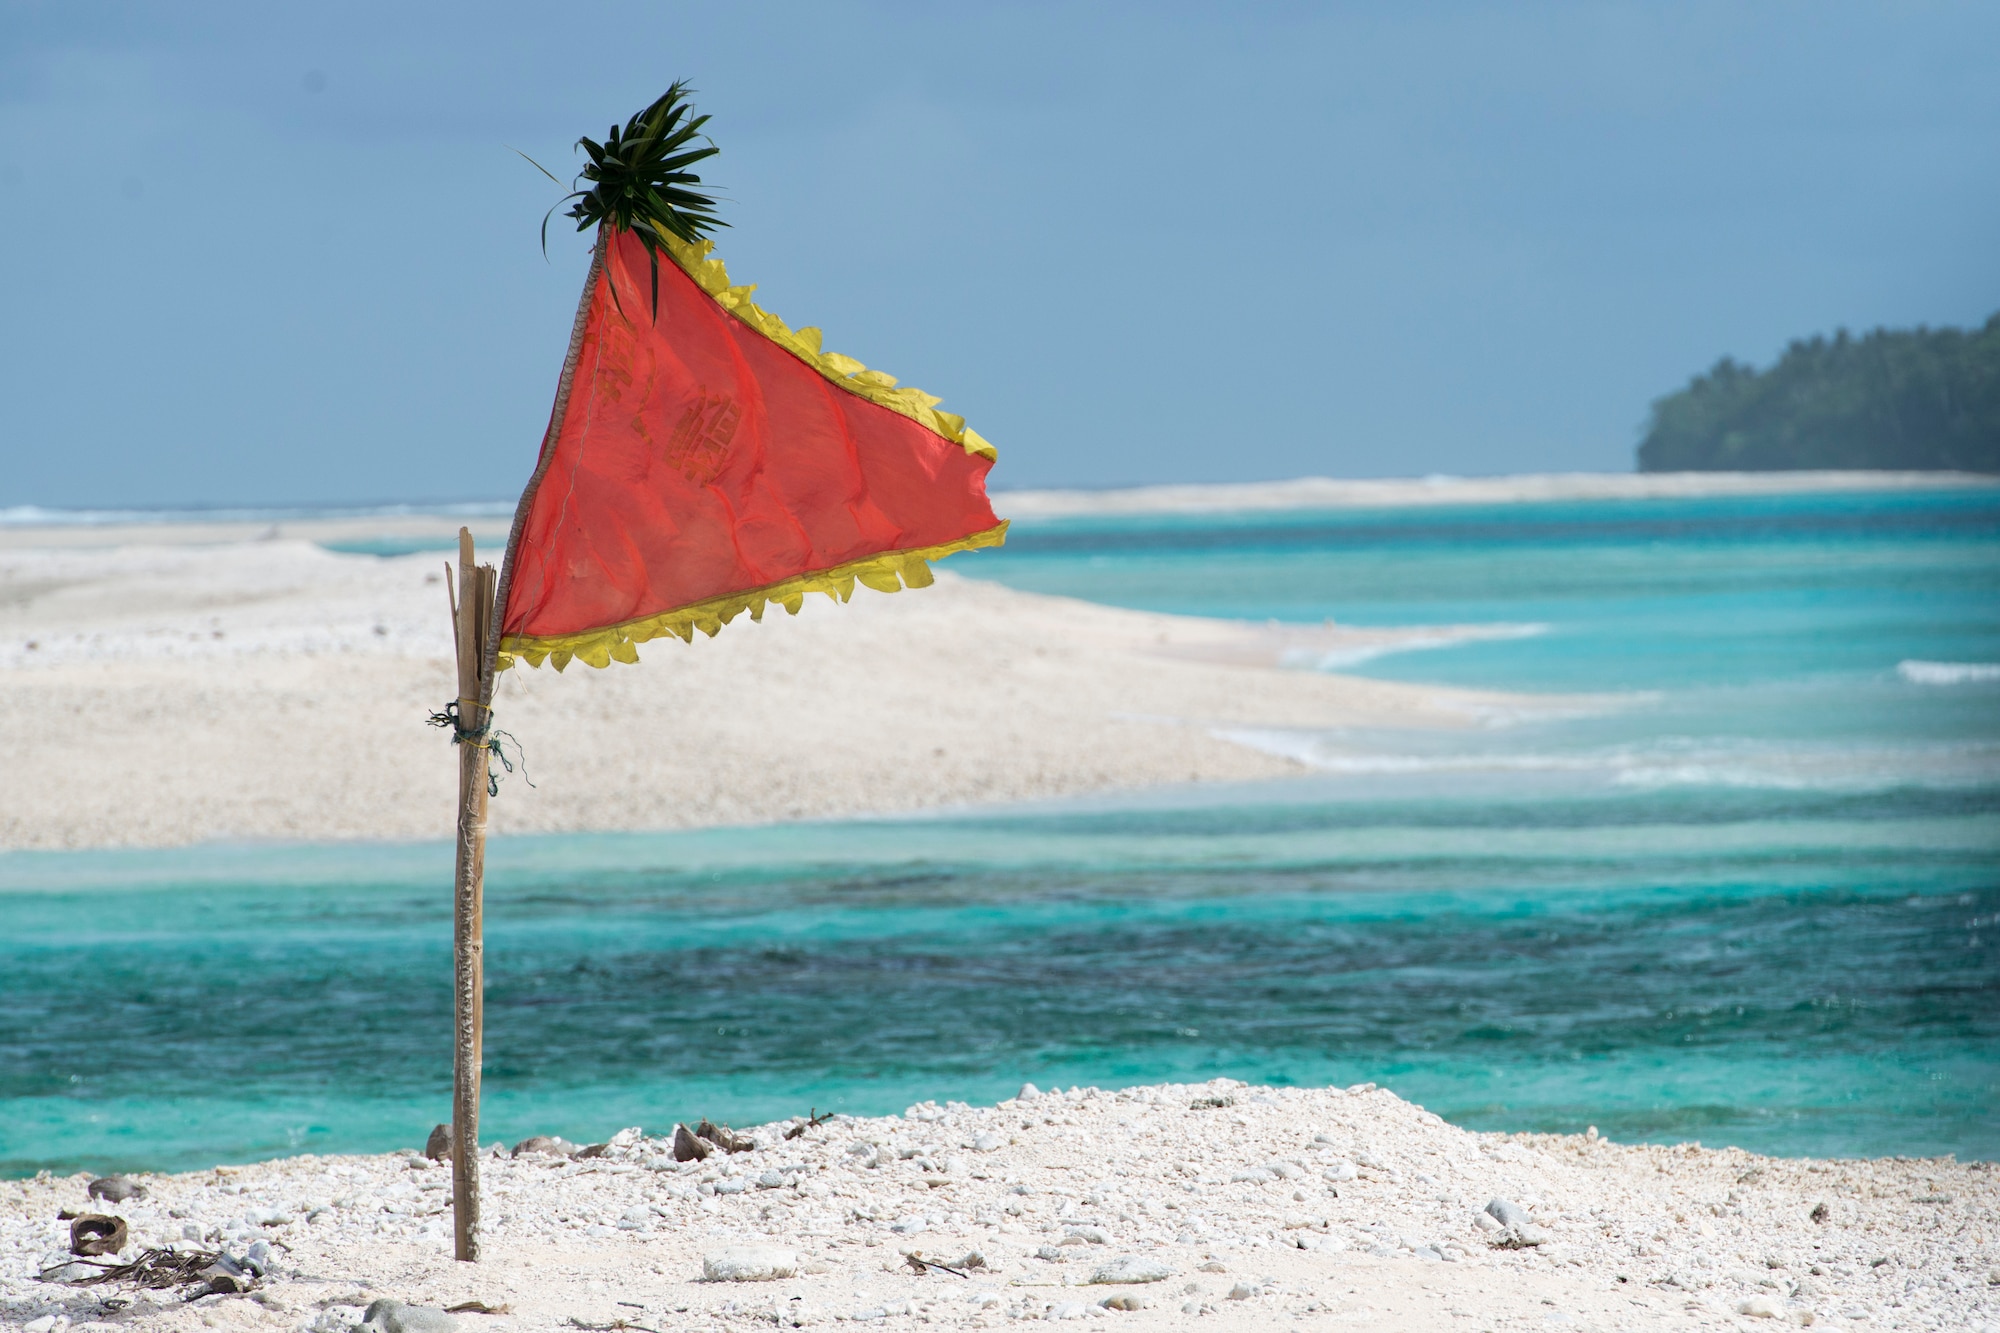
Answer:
[1637,311,1999,472]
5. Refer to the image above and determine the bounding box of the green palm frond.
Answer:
[540,82,726,317]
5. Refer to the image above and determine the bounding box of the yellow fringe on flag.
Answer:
[498,521,1008,671]
[658,235,997,461]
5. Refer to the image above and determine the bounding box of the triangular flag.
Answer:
[498,228,1006,670]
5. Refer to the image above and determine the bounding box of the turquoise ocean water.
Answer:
[3,486,1996,1176]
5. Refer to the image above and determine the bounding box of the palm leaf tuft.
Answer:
[543,81,726,316]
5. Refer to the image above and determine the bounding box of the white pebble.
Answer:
[703,1246,798,1282]
[1089,1255,1173,1284]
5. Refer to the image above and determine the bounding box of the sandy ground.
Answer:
[5,1081,1994,1333]
[0,538,1560,852]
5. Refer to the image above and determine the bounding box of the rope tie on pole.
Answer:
[428,701,534,797]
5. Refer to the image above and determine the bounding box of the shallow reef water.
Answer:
[3,486,1996,1174]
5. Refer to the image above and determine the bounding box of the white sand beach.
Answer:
[0,537,1556,852]
[4,1081,1992,1333]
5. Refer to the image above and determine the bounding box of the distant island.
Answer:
[1637,312,1999,472]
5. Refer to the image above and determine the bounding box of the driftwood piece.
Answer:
[671,1124,711,1162]
[425,1123,453,1162]
[88,1176,147,1203]
[784,1109,835,1140]
[903,1251,969,1278]
[41,1245,254,1301]
[512,1135,576,1159]
[70,1214,127,1256]
[694,1119,753,1153]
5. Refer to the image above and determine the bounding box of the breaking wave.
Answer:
[1278,622,1548,671]
[1898,660,2000,686]
[1211,728,2000,793]
[0,501,514,528]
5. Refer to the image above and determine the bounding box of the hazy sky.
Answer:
[3,2,1997,506]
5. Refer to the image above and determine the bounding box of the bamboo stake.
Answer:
[448,226,608,1263]
[450,528,495,1262]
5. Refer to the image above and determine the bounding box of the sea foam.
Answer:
[995,470,1999,518]
[1277,622,1547,671]
[1898,659,2000,685]
[1210,728,2000,793]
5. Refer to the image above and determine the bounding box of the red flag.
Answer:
[498,228,1005,670]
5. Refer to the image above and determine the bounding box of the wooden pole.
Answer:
[447,226,607,1263]
[450,527,495,1262]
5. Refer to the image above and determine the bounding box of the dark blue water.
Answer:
[2,486,1996,1176]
